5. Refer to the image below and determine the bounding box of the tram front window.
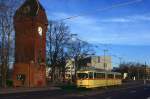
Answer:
[77,73,88,79]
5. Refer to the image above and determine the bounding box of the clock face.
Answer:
[38,26,43,36]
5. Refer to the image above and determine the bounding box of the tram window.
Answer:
[94,73,105,78]
[89,72,93,79]
[107,74,114,79]
[115,75,122,79]
[77,73,88,79]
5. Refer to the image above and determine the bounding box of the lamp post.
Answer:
[70,58,75,84]
[144,62,147,85]
[69,33,77,84]
[118,57,122,65]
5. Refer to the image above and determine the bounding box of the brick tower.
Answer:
[13,0,48,87]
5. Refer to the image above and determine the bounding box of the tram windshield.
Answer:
[77,73,88,79]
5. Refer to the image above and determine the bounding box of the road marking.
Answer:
[130,90,136,93]
[67,94,84,97]
[106,96,111,99]
[146,85,150,87]
[147,97,150,99]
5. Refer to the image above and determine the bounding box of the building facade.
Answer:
[91,56,112,71]
[79,56,112,71]
[145,67,150,80]
[65,60,75,80]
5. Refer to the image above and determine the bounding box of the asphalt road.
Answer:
[0,85,150,99]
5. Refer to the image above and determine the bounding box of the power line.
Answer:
[60,0,143,21]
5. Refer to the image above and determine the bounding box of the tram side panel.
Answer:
[77,79,89,88]
[107,74,115,86]
[93,72,107,87]
[115,74,122,85]
[76,71,122,88]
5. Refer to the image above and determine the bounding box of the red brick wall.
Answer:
[14,9,48,64]
[13,63,30,87]
[13,63,46,87]
[13,6,48,87]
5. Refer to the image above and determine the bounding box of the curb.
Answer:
[0,87,61,95]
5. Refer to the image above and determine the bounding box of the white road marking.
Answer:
[106,96,111,99]
[147,97,150,99]
[130,90,136,93]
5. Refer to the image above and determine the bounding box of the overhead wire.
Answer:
[60,0,143,21]
[57,0,143,66]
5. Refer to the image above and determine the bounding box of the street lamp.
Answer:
[70,58,75,83]
[144,61,147,85]
[69,33,77,83]
[118,57,122,65]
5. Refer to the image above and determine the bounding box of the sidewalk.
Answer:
[0,86,61,94]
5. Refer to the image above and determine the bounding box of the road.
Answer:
[0,85,150,99]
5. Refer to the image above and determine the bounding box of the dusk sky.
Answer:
[40,0,150,67]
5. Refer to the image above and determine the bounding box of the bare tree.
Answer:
[113,62,147,80]
[46,21,70,82]
[66,38,95,80]
[0,0,23,87]
[46,21,96,83]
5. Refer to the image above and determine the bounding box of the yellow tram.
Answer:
[76,67,122,88]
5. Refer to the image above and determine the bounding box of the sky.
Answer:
[40,0,150,67]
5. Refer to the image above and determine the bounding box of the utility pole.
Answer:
[70,34,77,84]
[138,67,140,80]
[118,57,122,66]
[144,61,147,85]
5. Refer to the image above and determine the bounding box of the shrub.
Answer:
[6,79,13,87]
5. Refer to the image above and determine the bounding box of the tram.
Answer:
[76,67,122,88]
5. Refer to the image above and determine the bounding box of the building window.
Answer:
[16,74,25,81]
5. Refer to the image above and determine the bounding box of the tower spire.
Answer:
[15,0,44,16]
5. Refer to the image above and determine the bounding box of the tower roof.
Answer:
[15,0,45,16]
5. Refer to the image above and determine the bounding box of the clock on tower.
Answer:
[38,26,43,36]
[13,0,48,87]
